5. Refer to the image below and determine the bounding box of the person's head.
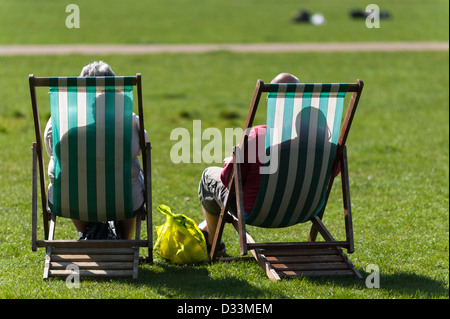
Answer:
[270,72,300,84]
[80,61,115,77]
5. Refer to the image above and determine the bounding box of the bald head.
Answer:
[271,73,300,84]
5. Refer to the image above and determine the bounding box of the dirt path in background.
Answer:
[0,42,448,55]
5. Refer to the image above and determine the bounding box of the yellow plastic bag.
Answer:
[154,204,208,264]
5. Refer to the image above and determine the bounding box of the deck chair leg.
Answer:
[31,143,38,252]
[210,146,249,261]
[340,146,355,253]
[29,75,50,240]
[145,142,153,263]
[248,246,281,282]
[233,147,247,256]
[307,147,355,253]
[337,246,362,279]
[311,216,335,243]
[133,214,142,280]
[209,191,231,262]
[232,221,281,282]
[43,214,56,280]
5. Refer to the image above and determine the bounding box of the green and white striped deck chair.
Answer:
[210,79,364,281]
[29,74,152,280]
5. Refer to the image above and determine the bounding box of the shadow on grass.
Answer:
[136,261,277,299]
[373,271,449,298]
[307,268,449,298]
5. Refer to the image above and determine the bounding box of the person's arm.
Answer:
[43,118,55,183]
[43,118,53,157]
[133,113,148,156]
[221,154,233,188]
[220,129,257,188]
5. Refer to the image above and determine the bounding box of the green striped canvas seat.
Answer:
[49,76,135,222]
[246,83,347,228]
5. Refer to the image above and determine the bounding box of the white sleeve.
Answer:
[43,118,53,158]
[133,114,148,156]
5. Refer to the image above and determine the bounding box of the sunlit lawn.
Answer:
[0,0,448,44]
[0,50,448,298]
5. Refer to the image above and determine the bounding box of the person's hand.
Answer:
[223,156,232,167]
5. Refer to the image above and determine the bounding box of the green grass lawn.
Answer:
[0,0,448,302]
[0,50,448,299]
[0,0,448,44]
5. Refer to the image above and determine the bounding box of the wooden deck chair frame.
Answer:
[29,74,152,280]
[210,79,364,281]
